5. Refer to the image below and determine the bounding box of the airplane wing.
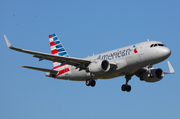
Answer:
[4,35,91,67]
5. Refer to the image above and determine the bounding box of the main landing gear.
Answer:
[85,73,96,87]
[121,75,132,92]
[86,79,96,87]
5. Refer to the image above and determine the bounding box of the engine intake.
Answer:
[141,68,164,82]
[88,60,110,74]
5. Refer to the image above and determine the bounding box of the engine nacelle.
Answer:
[88,60,110,74]
[141,68,164,82]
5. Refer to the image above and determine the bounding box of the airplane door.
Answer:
[139,42,146,55]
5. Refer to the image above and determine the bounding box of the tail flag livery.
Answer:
[49,34,69,67]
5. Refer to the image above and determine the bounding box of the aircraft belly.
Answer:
[54,71,87,81]
[98,72,124,79]
[69,69,89,80]
[97,68,138,79]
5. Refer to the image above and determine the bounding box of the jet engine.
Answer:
[140,68,164,82]
[88,60,110,74]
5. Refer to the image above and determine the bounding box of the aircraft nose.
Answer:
[160,47,171,58]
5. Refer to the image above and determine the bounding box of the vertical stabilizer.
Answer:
[49,34,69,67]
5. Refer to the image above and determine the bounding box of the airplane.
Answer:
[4,34,174,92]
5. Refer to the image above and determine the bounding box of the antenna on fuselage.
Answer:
[147,39,149,41]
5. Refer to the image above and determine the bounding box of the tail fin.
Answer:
[49,34,69,67]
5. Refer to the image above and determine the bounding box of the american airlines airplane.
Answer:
[4,34,174,92]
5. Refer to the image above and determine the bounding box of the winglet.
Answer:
[164,61,175,74]
[167,61,174,73]
[4,35,12,48]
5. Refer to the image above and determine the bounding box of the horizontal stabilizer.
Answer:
[164,61,175,74]
[22,66,58,73]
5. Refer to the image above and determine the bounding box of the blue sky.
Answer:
[0,0,179,119]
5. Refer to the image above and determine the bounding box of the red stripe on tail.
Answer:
[49,35,52,38]
[50,41,55,46]
[51,49,58,54]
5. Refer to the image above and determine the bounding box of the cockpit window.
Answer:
[158,44,166,47]
[150,43,166,48]
[150,44,154,47]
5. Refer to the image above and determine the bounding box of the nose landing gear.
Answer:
[147,64,153,78]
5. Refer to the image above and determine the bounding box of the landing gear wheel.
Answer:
[86,79,96,87]
[147,73,153,78]
[91,80,96,87]
[86,79,91,86]
[121,84,131,92]
[126,85,131,92]
[121,84,126,91]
